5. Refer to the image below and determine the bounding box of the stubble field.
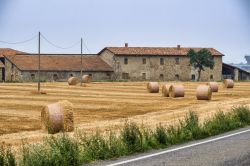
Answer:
[0,81,250,146]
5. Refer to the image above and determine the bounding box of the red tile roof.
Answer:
[4,54,113,72]
[0,48,26,58]
[99,47,224,56]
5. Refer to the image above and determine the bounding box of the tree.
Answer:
[188,48,214,81]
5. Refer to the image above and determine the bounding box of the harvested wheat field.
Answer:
[0,81,250,146]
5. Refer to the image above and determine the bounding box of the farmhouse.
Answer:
[2,54,113,82]
[98,44,223,81]
[0,44,226,82]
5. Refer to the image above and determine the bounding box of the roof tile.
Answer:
[4,54,113,72]
[102,47,224,56]
[0,48,26,58]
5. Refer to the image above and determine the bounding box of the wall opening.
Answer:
[175,74,179,80]
[160,58,164,65]
[191,74,195,81]
[175,57,180,65]
[122,73,129,79]
[31,73,35,80]
[124,58,128,64]
[142,73,146,80]
[106,73,111,80]
[160,74,164,80]
[210,74,214,80]
[53,74,59,81]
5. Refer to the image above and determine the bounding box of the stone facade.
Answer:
[1,47,224,82]
[4,59,23,82]
[4,59,112,82]
[99,50,223,81]
[0,68,2,82]
[191,56,222,81]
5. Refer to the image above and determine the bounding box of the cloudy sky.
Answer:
[0,0,249,63]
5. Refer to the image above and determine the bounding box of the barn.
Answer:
[1,52,113,82]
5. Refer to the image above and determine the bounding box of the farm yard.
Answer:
[0,81,250,146]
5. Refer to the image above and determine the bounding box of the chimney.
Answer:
[125,43,128,48]
[177,45,181,50]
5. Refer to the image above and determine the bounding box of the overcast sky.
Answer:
[0,0,249,63]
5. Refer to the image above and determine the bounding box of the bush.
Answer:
[21,135,81,166]
[80,132,111,161]
[154,124,168,146]
[203,111,242,136]
[121,121,143,153]
[182,111,206,139]
[232,106,250,125]
[0,144,16,166]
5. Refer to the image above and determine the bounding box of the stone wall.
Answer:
[99,51,223,81]
[20,71,112,82]
[0,68,2,82]
[115,55,191,81]
[191,56,222,81]
[5,59,113,82]
[5,59,23,82]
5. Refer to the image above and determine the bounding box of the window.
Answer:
[69,73,73,77]
[31,73,35,80]
[124,58,128,64]
[175,74,179,80]
[175,57,180,65]
[210,74,213,80]
[106,73,111,79]
[160,74,164,80]
[191,74,195,81]
[122,73,129,79]
[160,58,164,65]
[142,58,146,64]
[142,73,146,80]
[53,74,59,81]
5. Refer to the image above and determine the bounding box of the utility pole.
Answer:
[80,38,83,86]
[38,31,41,92]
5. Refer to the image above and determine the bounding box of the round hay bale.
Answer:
[207,82,219,92]
[41,100,74,134]
[147,82,159,93]
[223,79,234,88]
[169,85,185,98]
[162,84,171,97]
[41,103,64,134]
[82,75,92,83]
[57,100,74,132]
[196,85,212,100]
[68,77,79,85]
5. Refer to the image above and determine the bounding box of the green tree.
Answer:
[188,48,214,81]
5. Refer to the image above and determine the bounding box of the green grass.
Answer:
[0,143,16,166]
[1,105,250,166]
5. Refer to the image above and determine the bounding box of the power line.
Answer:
[0,35,37,44]
[40,33,81,50]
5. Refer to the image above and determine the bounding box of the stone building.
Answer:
[0,61,4,81]
[98,44,224,81]
[0,48,26,82]
[0,45,225,82]
[2,53,113,82]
